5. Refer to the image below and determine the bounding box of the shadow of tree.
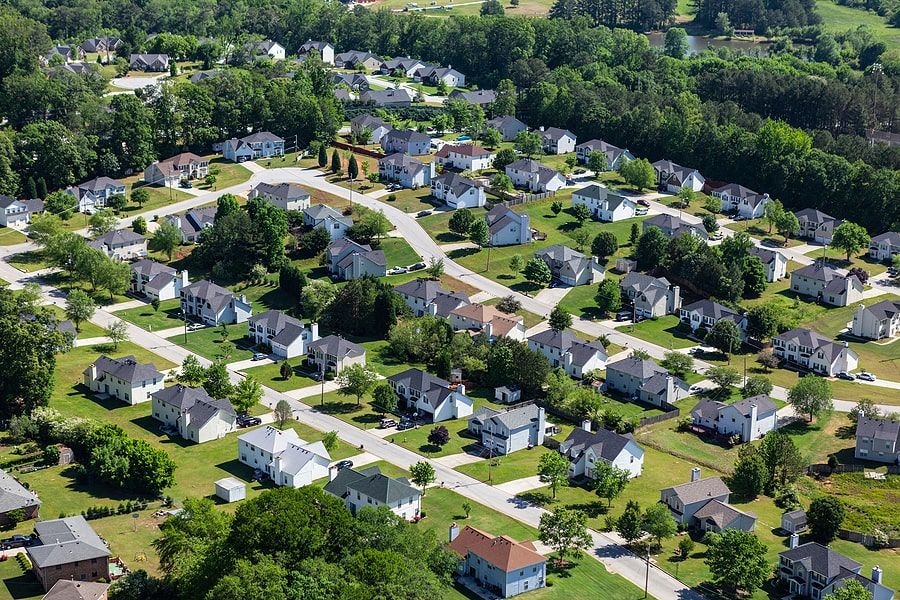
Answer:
[517,490,553,506]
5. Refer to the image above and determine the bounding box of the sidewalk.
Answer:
[494,476,544,495]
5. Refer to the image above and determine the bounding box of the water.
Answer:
[646,32,772,57]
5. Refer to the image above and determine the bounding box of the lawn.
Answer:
[386,271,483,298]
[114,298,184,332]
[558,283,608,320]
[355,338,427,377]
[239,359,319,392]
[724,219,803,248]
[381,188,441,213]
[43,304,107,339]
[7,250,50,273]
[816,0,900,51]
[0,228,27,246]
[0,556,43,600]
[119,173,192,217]
[802,246,888,277]
[381,237,422,268]
[166,323,256,362]
[456,444,554,485]
[202,158,253,191]
[481,297,547,328]
[614,315,697,350]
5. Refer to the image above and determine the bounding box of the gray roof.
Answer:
[783,509,807,526]
[871,231,900,246]
[528,328,580,352]
[249,309,302,331]
[449,89,497,105]
[541,127,575,142]
[89,228,145,247]
[559,427,636,463]
[42,580,110,600]
[779,542,861,579]
[750,246,782,265]
[379,153,429,176]
[360,88,414,105]
[151,384,215,411]
[324,465,420,504]
[351,114,388,129]
[86,355,162,384]
[567,340,608,368]
[394,278,448,302]
[681,299,743,323]
[487,115,526,130]
[0,469,40,514]
[693,499,755,529]
[252,182,310,201]
[304,203,352,226]
[431,291,469,318]
[308,335,365,359]
[795,208,839,225]
[793,262,842,282]
[860,300,900,321]
[485,404,543,431]
[186,397,236,428]
[691,395,776,421]
[29,516,110,568]
[181,279,236,312]
[238,425,301,454]
[607,356,667,381]
[433,172,478,198]
[644,213,706,239]
[574,184,605,200]
[300,40,333,52]
[775,328,855,364]
[663,476,730,505]
[856,417,900,444]
[620,272,671,296]
[190,69,221,83]
[651,159,701,184]
[131,259,175,278]
[77,176,123,193]
[388,368,455,409]
[385,129,431,144]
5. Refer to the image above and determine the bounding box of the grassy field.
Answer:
[239,359,320,392]
[114,299,183,332]
[202,158,253,191]
[43,304,107,339]
[802,246,889,277]
[381,189,441,213]
[381,237,422,267]
[166,323,256,362]
[0,228,27,246]
[816,0,900,51]
[0,556,42,600]
[614,315,697,350]
[7,250,50,273]
[725,219,803,248]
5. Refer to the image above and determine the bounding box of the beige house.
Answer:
[307,335,366,375]
[790,262,864,307]
[144,152,209,186]
[449,303,526,341]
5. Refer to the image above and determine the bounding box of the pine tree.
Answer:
[25,177,37,199]
[348,155,359,180]
[318,144,327,168]
[36,177,47,199]
[330,149,342,175]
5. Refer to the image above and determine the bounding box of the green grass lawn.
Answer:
[456,444,554,485]
[816,0,900,51]
[381,188,441,213]
[0,228,27,246]
[166,324,256,362]
[802,246,888,277]
[202,158,253,191]
[42,304,107,339]
[0,555,43,600]
[7,250,50,273]
[354,338,427,377]
[381,237,421,268]
[558,283,608,320]
[113,298,183,332]
[239,359,319,392]
[614,315,697,350]
[229,280,295,314]
[120,173,192,217]
[724,219,803,248]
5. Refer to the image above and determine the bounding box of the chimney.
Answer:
[690,467,701,482]
[872,566,883,585]
[666,375,675,403]
[456,383,466,397]
[749,403,758,441]
[449,522,460,542]
[329,467,337,482]
[581,419,591,433]
[789,533,799,549]
[310,322,319,340]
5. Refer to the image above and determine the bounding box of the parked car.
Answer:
[334,460,354,471]
[187,323,204,331]
[635,208,649,215]
[251,353,267,361]
[836,371,856,381]
[409,262,426,271]
[387,266,408,275]
[416,210,432,218]
[1,535,34,550]
[379,418,398,429]
[637,199,650,207]
[179,179,192,189]
[574,168,586,174]
[857,372,877,382]
[397,420,415,431]
[237,415,262,428]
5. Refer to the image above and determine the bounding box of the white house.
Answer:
[690,395,778,443]
[248,311,318,360]
[222,132,285,162]
[540,127,576,155]
[772,328,859,377]
[605,356,688,406]
[394,279,469,318]
[307,335,367,376]
[88,229,147,261]
[299,40,335,64]
[504,159,565,193]
[869,232,900,263]
[485,115,528,142]
[790,262,864,307]
[778,542,895,600]
[711,183,771,219]
[180,280,252,325]
[144,153,209,186]
[467,404,546,455]
[620,273,681,319]
[527,329,607,378]
[83,355,164,405]
[534,244,604,287]
[678,299,747,338]
[150,385,236,444]
[255,40,285,60]
[661,470,756,532]
[325,238,386,280]
[750,246,788,282]
[238,425,331,487]
[167,206,217,243]
[795,209,842,244]
[65,177,125,213]
[350,114,392,144]
[559,422,644,479]
[852,300,900,340]
[0,196,43,227]
[485,204,531,246]
[387,368,473,423]
[571,185,636,222]
[449,303,525,342]
[448,525,547,599]
[431,173,486,209]
[575,139,634,169]
[652,159,705,193]
[130,259,189,301]
[378,153,435,189]
[248,182,310,212]
[381,129,431,156]
[325,465,421,521]
[435,144,494,172]
[425,66,465,88]
[303,204,352,240]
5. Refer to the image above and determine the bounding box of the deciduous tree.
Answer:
[788,376,833,422]
[537,451,570,499]
[539,508,592,565]
[705,530,770,595]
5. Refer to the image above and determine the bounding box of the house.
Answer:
[605,356,688,406]
[27,517,110,592]
[504,159,565,193]
[711,183,771,219]
[494,385,521,404]
[248,182,310,211]
[485,204,532,246]
[299,40,335,64]
[180,279,252,325]
[387,368,474,422]
[238,425,331,487]
[852,300,900,340]
[42,580,110,600]
[378,153,435,189]
[215,478,246,503]
[449,303,525,342]
[535,244,604,287]
[486,115,527,142]
[868,232,900,263]
[167,206,217,243]
[325,238,386,280]
[435,144,494,172]
[620,273,681,319]
[751,246,788,282]
[334,51,383,71]
[333,72,370,91]
[571,184,636,222]
[324,465,421,521]
[44,45,85,64]
[333,88,353,103]
[652,159,705,193]
[83,355,164,405]
[560,422,644,478]
[380,129,432,156]
[660,469,756,531]
[448,525,547,598]
[248,311,318,359]
[690,395,778,443]
[307,335,367,375]
[575,139,634,169]
[222,132,285,162]
[129,53,169,72]
[0,469,40,525]
[431,173,486,209]
[467,404,546,455]
[855,417,900,464]
[303,204,352,240]
[380,56,428,77]
[150,385,236,444]
[88,229,147,261]
[642,213,708,241]
[448,89,497,107]
[425,66,465,88]
[54,61,96,76]
[778,541,895,600]
[394,279,469,317]
[255,40,285,60]
[527,329,608,378]
[772,328,859,377]
[360,88,414,107]
[144,152,209,186]
[65,177,126,214]
[540,127,576,155]
[781,509,808,534]
[130,259,189,301]
[350,114,392,144]
[790,262,864,307]
[0,196,43,227]
[795,209,842,244]
[80,36,122,55]
[190,69,222,83]
[678,299,747,338]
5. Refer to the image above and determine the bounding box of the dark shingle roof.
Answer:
[779,542,861,579]
[324,465,419,504]
[86,355,162,384]
[663,476,731,505]
[559,427,636,463]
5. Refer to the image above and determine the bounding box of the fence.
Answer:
[807,464,866,475]
[637,408,680,429]
[837,528,900,549]
[502,190,556,206]
[331,140,384,160]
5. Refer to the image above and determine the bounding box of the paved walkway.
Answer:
[74,336,110,347]
[494,476,545,495]
[106,299,145,312]
[229,357,274,371]
[532,286,572,306]
[439,241,478,252]
[434,452,486,468]
[468,291,495,303]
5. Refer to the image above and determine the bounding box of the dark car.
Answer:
[416,210,432,218]
[397,420,415,431]
[334,460,354,471]
[179,179,193,189]
[1,534,34,549]
[637,199,651,207]
[836,371,856,381]
[409,262,427,271]
[237,415,262,428]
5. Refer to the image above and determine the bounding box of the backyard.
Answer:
[614,315,697,350]
[165,323,256,362]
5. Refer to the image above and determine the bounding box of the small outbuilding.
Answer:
[781,509,808,534]
[215,477,246,503]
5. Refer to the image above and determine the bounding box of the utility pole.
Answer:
[871,63,883,145]
[320,360,325,406]
[644,548,651,599]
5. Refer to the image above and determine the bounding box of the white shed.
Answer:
[215,477,246,503]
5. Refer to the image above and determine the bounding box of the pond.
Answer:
[646,32,772,56]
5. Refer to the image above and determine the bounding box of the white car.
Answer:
[857,372,877,382]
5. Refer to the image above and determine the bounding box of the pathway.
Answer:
[494,476,545,495]
[434,452,485,468]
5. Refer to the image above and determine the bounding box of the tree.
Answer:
[106,194,128,212]
[715,11,735,35]
[132,216,147,235]
[616,500,643,543]
[300,280,336,321]
[760,431,805,492]
[36,177,47,200]
[448,208,475,236]
[587,151,608,174]
[848,398,880,425]
[831,222,870,261]
[619,158,656,190]
[336,364,377,407]
[593,462,630,507]
[523,257,552,287]
[630,223,640,246]
[204,174,217,188]
[232,376,262,414]
[743,256,768,297]
[44,191,76,220]
[705,530,770,595]
[664,27,689,58]
[216,195,240,220]
[279,361,293,381]
[747,304,783,342]
[571,203,591,224]
[410,461,435,497]
[660,351,693,379]
[789,376,833,422]
[65,289,95,332]
[469,219,489,249]
[537,451,570,499]
[702,214,719,233]
[321,431,339,452]
[592,231,618,258]
[704,195,722,214]
[25,177,36,199]
[482,128,502,148]
[493,148,518,171]
[571,227,591,252]
[594,279,622,316]
[641,503,676,547]
[742,375,773,398]
[635,227,669,271]
[706,366,742,395]
[462,501,472,519]
[808,496,845,543]
[825,580,874,600]
[330,149,342,175]
[491,173,513,192]
[775,210,800,244]
[705,320,742,361]
[179,355,205,386]
[274,399,293,428]
[347,155,359,181]
[538,508,592,565]
[549,306,572,331]
[89,210,118,237]
[509,254,524,274]
[551,201,563,215]
[203,362,233,399]
[372,381,397,415]
[279,263,307,298]
[105,319,129,350]
[301,227,331,256]
[317,144,327,168]
[848,267,869,284]
[97,258,130,301]
[427,426,450,448]
[426,257,444,278]
[729,443,767,499]
[514,130,542,157]
[481,0,505,15]
[151,221,181,261]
